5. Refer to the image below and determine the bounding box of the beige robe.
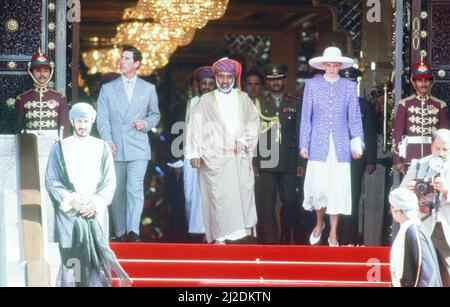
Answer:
[186,89,260,243]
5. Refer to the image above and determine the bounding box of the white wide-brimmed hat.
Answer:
[309,47,354,70]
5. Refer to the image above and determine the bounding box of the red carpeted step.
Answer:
[111,243,389,263]
[110,243,391,287]
[118,261,390,281]
[114,279,391,287]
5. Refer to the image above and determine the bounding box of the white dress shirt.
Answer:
[122,75,137,102]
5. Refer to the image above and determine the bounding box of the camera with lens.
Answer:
[413,156,445,217]
[413,155,444,196]
[415,178,434,196]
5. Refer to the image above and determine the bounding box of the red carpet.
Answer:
[110,243,391,287]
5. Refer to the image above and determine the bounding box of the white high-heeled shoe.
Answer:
[309,224,325,245]
[328,238,339,247]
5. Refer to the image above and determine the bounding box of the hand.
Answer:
[79,202,96,219]
[133,120,146,131]
[432,177,448,196]
[352,152,362,160]
[407,180,416,191]
[107,141,117,156]
[366,164,377,175]
[253,166,260,177]
[393,163,404,174]
[300,148,308,159]
[174,167,183,181]
[297,166,305,177]
[235,141,246,155]
[190,158,202,168]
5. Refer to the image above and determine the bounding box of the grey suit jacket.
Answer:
[96,76,160,161]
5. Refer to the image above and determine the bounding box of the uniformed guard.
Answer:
[15,48,70,138]
[15,48,70,243]
[254,64,305,244]
[392,57,449,174]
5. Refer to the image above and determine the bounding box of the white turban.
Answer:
[69,102,96,121]
[389,188,420,221]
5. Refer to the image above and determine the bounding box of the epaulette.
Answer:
[431,96,447,108]
[398,95,416,106]
[16,89,33,100]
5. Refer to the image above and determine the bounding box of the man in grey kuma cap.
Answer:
[45,102,130,287]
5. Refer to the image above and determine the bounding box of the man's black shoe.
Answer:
[126,231,142,243]
[110,234,127,242]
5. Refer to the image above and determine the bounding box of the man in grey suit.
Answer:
[97,45,161,242]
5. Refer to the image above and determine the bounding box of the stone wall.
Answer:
[0,135,25,286]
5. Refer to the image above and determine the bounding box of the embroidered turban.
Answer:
[194,66,215,81]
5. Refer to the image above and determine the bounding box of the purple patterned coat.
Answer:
[299,76,364,163]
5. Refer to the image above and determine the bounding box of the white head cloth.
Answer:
[69,102,97,121]
[389,188,420,222]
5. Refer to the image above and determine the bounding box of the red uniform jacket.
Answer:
[15,88,70,138]
[392,94,449,165]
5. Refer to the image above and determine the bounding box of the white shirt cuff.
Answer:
[60,193,79,213]
[237,138,248,147]
[167,160,184,168]
[185,153,200,160]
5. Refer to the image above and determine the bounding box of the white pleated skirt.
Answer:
[303,135,352,215]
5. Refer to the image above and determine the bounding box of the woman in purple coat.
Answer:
[299,47,364,246]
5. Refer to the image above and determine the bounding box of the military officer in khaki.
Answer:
[254,64,305,244]
[392,58,449,174]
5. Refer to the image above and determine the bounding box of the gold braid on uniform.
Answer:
[391,131,399,155]
[255,98,281,144]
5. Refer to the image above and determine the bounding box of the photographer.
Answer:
[400,129,450,286]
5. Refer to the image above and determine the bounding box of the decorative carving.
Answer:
[0,1,42,55]
[430,4,450,66]
[312,0,363,53]
[5,18,19,32]
[0,74,33,104]
[412,17,421,50]
[48,2,56,12]
[433,82,450,105]
[6,61,16,69]
[224,35,271,68]
[48,22,56,32]
[0,61,28,71]
[5,98,15,109]
[1,0,58,106]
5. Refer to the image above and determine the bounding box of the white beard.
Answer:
[216,78,235,94]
